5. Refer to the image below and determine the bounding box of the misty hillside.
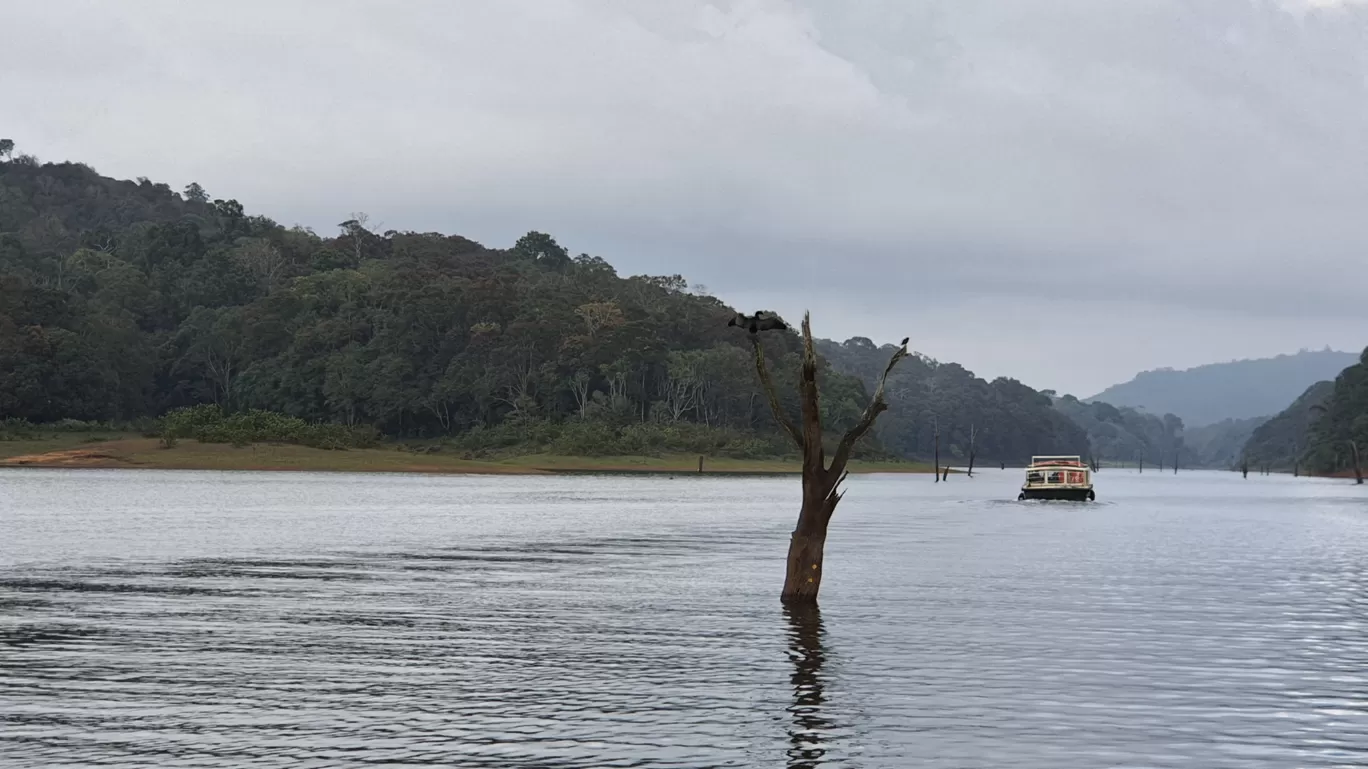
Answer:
[1088,350,1358,427]
[1291,347,1368,476]
[1239,380,1336,471]
[1184,416,1267,471]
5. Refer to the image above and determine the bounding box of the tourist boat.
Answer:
[1018,456,1095,501]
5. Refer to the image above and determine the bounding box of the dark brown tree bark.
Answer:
[941,465,950,482]
[933,419,941,483]
[1352,440,1364,485]
[751,314,908,604]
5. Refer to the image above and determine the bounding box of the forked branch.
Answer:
[827,339,910,482]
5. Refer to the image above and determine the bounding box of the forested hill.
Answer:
[1,146,1081,461]
[1300,348,1368,475]
[1088,349,1357,427]
[1051,395,1191,468]
[817,338,1090,463]
[1240,380,1335,470]
[1243,348,1368,474]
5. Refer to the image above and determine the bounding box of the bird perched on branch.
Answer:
[901,337,909,347]
[727,311,788,333]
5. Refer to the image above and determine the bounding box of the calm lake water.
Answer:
[2,468,1367,768]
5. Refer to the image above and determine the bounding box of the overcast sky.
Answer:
[5,0,1367,395]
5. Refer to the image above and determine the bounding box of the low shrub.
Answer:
[159,405,381,450]
[442,418,793,459]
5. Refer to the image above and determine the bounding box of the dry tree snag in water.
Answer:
[932,418,941,482]
[749,313,909,604]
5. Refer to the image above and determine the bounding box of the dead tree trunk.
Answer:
[966,425,977,477]
[751,314,908,604]
[1138,455,1143,474]
[1242,460,1249,479]
[941,464,950,482]
[1352,440,1364,485]
[933,420,941,482]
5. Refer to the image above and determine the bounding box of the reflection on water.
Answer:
[2,468,1368,767]
[785,603,831,768]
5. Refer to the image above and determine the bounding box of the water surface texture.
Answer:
[3,468,1367,767]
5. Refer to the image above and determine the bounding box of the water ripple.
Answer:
[2,469,1367,767]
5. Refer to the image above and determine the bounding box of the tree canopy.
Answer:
[1298,348,1368,474]
[818,338,1090,464]
[0,153,878,455]
[1,149,1129,462]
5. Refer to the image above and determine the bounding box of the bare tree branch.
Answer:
[827,338,910,481]
[822,469,850,523]
[749,336,803,448]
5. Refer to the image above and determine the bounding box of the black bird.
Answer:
[901,337,909,346]
[727,311,788,333]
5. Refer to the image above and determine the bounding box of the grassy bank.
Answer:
[0,434,937,475]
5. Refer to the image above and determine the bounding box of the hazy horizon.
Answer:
[6,0,1366,396]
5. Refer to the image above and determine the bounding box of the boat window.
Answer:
[1047,471,1064,484]
[1027,471,1044,484]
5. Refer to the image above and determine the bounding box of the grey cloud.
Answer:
[2,0,1366,394]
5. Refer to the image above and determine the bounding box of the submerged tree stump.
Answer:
[750,313,908,604]
[933,421,941,483]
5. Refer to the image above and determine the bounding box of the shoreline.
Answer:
[0,436,940,476]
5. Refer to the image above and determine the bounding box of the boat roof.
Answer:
[1029,455,1084,466]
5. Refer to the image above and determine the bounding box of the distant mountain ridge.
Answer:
[1087,349,1358,427]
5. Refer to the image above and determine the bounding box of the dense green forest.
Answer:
[1302,349,1368,475]
[818,338,1089,463]
[1051,395,1192,467]
[10,144,1353,469]
[0,146,883,458]
[1088,349,1357,427]
[1245,349,1368,475]
[1240,380,1335,470]
[0,144,1088,462]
